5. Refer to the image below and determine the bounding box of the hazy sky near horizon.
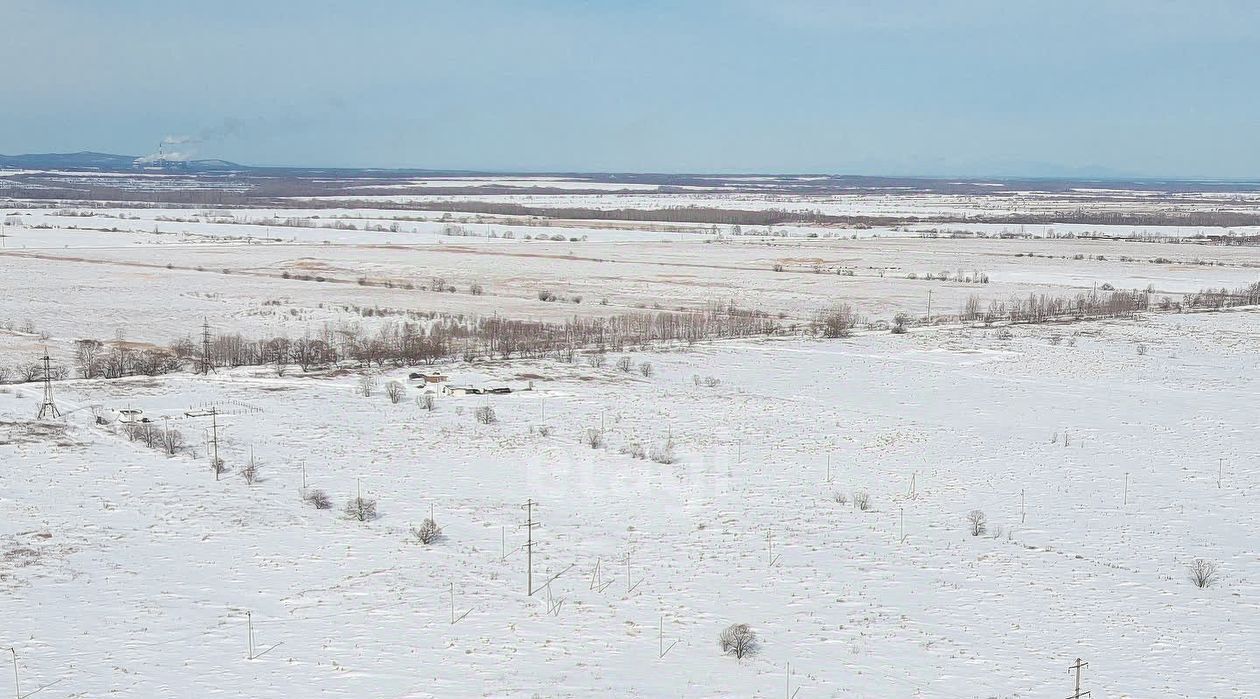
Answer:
[3,1,1259,177]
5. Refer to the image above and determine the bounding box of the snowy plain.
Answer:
[2,179,1258,697]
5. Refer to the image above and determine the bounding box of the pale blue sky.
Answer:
[3,1,1258,176]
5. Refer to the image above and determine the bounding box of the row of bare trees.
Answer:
[5,281,1254,385]
[168,302,788,374]
[74,339,182,379]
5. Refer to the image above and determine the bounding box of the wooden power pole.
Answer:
[1067,657,1091,699]
[520,499,539,595]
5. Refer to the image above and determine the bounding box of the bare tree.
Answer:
[638,361,654,378]
[358,373,377,397]
[1187,558,1219,588]
[345,495,379,522]
[817,304,857,338]
[967,510,987,536]
[385,381,405,404]
[474,405,497,425]
[616,356,634,373]
[418,392,436,412]
[583,428,605,448]
[19,362,42,383]
[241,456,260,485]
[304,489,332,510]
[159,427,185,456]
[412,517,442,544]
[587,352,607,368]
[718,624,758,659]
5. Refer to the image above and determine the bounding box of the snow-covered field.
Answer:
[2,182,1258,697]
[2,312,1257,697]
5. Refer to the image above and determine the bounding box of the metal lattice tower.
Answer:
[37,350,61,419]
[200,317,215,375]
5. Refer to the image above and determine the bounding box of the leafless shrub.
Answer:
[1136,343,1148,356]
[537,289,557,302]
[583,428,605,448]
[967,510,987,536]
[832,491,848,505]
[304,489,332,510]
[159,428,185,456]
[412,517,442,544]
[702,376,721,388]
[817,304,857,338]
[718,623,758,659]
[418,392,436,411]
[536,424,552,437]
[211,457,229,481]
[616,356,634,373]
[995,328,1013,341]
[19,362,42,383]
[990,523,1004,539]
[586,352,607,368]
[638,361,654,378]
[1048,333,1063,346]
[649,438,676,464]
[345,496,379,522]
[891,312,910,334]
[474,405,497,425]
[358,373,377,397]
[469,282,484,296]
[241,457,260,485]
[852,490,871,511]
[1187,558,1219,588]
[620,441,646,459]
[385,381,405,404]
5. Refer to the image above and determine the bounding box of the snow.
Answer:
[2,178,1258,697]
[2,312,1258,697]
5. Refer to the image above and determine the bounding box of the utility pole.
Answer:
[926,289,933,324]
[6,646,17,699]
[1067,657,1090,699]
[246,611,255,660]
[520,499,539,595]
[37,349,61,419]
[210,407,221,479]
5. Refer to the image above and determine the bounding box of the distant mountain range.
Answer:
[0,151,244,171]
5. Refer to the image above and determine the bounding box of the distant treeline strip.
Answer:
[9,185,1260,229]
[20,280,1251,383]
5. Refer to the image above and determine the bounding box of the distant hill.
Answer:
[0,151,243,171]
